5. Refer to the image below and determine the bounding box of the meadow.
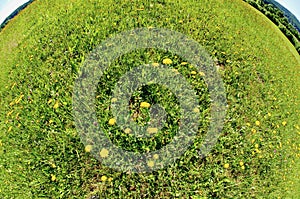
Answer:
[0,0,299,198]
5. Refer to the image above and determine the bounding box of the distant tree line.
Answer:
[244,0,300,54]
[263,0,300,33]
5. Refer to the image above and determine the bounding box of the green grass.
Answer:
[0,0,299,198]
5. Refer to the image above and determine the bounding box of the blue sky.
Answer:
[0,0,10,11]
[0,0,299,25]
[276,0,300,20]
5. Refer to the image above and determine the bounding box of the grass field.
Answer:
[0,0,299,198]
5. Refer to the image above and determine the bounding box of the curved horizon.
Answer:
[0,0,299,27]
[0,0,30,25]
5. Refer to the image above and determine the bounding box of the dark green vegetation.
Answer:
[0,0,299,198]
[244,0,300,54]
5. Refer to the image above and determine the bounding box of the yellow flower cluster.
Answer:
[255,121,260,126]
[162,58,172,65]
[85,145,92,153]
[51,174,56,181]
[193,108,200,113]
[239,161,245,170]
[100,148,109,158]
[147,127,158,134]
[152,63,160,67]
[108,118,116,125]
[53,101,59,109]
[140,102,151,108]
[101,176,113,182]
[124,128,132,134]
[224,163,230,169]
[147,160,155,167]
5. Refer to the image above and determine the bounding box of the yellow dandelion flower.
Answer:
[199,72,205,76]
[241,166,245,170]
[255,149,261,153]
[268,113,271,117]
[85,145,92,153]
[111,98,117,103]
[147,160,155,167]
[251,128,257,134]
[172,68,179,74]
[255,144,259,148]
[282,121,287,126]
[224,163,230,169]
[147,127,158,134]
[108,118,116,125]
[51,174,56,181]
[140,102,151,108]
[100,148,109,158]
[108,177,113,182]
[193,107,200,113]
[153,154,159,160]
[191,71,197,75]
[53,101,59,109]
[152,63,160,67]
[246,123,251,126]
[6,110,13,117]
[124,128,132,134]
[101,176,107,182]
[162,58,172,65]
[15,95,24,104]
[255,121,260,126]
[181,62,188,65]
[239,161,244,166]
